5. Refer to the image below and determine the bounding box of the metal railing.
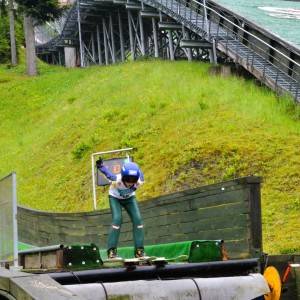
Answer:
[143,0,300,102]
[35,0,300,102]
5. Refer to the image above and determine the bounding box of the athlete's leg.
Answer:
[122,196,144,249]
[107,195,123,250]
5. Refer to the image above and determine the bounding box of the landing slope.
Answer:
[0,60,299,254]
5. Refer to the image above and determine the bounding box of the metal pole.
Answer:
[103,18,109,65]
[91,148,133,210]
[91,33,96,64]
[212,39,217,64]
[203,0,210,40]
[168,30,174,60]
[77,0,84,67]
[128,11,135,61]
[58,51,61,66]
[139,12,146,56]
[109,13,116,64]
[12,172,20,268]
[96,23,103,65]
[203,0,215,63]
[152,18,159,58]
[19,244,64,255]
[118,11,125,62]
[183,28,192,61]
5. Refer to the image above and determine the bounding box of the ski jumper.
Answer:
[98,165,145,251]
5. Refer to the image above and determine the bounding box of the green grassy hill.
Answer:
[0,58,299,255]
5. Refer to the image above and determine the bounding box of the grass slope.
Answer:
[0,59,299,255]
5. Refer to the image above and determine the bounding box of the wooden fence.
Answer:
[18,176,263,259]
[17,175,300,299]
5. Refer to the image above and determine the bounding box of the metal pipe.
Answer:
[0,290,17,300]
[76,0,84,67]
[19,244,64,255]
[118,11,125,62]
[139,12,146,56]
[168,30,174,60]
[12,172,19,268]
[203,0,210,40]
[65,275,269,300]
[128,11,135,61]
[152,17,159,57]
[96,23,102,65]
[48,259,259,285]
[102,18,109,65]
[91,32,96,63]
[109,13,116,64]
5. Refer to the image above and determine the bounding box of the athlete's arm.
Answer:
[139,170,145,182]
[98,165,117,181]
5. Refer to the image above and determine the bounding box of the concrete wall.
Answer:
[64,47,76,68]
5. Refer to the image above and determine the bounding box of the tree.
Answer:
[0,0,6,16]
[15,0,64,76]
[9,0,17,65]
[0,1,23,65]
[0,16,11,64]
[23,13,37,75]
[0,2,11,64]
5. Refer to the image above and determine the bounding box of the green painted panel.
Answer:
[63,243,102,269]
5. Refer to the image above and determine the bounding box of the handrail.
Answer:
[35,0,300,102]
[145,0,299,101]
[198,0,300,69]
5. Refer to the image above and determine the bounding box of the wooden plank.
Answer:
[176,211,249,224]
[21,250,61,269]
[190,188,249,209]
[193,202,250,219]
[139,187,239,210]
[185,227,250,241]
[181,214,249,232]
[83,225,109,235]
[222,240,251,256]
[143,213,249,234]
[17,214,40,228]
[144,224,250,242]
[38,223,60,234]
[142,196,249,221]
[138,178,256,209]
[248,182,263,250]
[140,186,249,211]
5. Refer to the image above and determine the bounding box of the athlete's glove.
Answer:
[96,157,103,168]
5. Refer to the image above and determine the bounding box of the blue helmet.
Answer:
[121,162,140,183]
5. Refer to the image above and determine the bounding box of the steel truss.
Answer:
[36,0,214,67]
[35,0,300,102]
